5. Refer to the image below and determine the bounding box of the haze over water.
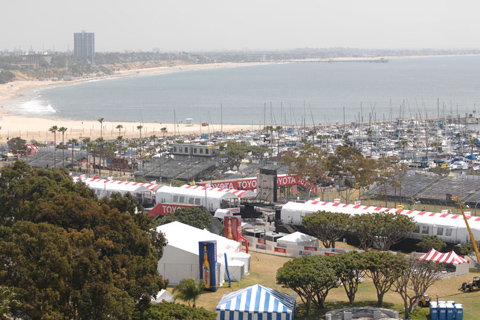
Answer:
[7,56,480,127]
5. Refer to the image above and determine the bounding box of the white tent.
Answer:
[231,252,251,273]
[277,231,319,249]
[226,259,245,282]
[151,289,174,303]
[216,284,296,320]
[155,221,241,285]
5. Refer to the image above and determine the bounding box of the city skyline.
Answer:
[2,0,480,53]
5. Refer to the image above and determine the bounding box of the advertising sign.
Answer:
[299,250,312,256]
[224,216,242,241]
[199,241,218,292]
[275,247,286,254]
[148,203,198,217]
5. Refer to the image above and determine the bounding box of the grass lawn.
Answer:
[191,250,480,320]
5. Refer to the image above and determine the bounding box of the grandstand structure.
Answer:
[366,171,480,208]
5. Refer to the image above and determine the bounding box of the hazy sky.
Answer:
[3,0,479,52]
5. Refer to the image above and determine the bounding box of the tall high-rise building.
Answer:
[74,30,95,63]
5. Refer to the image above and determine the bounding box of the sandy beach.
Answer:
[0,62,265,143]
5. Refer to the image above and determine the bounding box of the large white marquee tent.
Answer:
[155,221,247,285]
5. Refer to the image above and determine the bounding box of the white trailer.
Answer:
[156,185,240,215]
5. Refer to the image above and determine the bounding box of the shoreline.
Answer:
[1,54,477,143]
[0,62,269,142]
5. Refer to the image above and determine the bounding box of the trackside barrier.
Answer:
[244,236,363,258]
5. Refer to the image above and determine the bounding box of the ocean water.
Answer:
[6,56,480,126]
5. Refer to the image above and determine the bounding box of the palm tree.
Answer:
[399,140,408,160]
[116,124,123,137]
[172,278,205,307]
[161,127,167,140]
[150,134,157,155]
[82,137,91,176]
[98,118,104,137]
[49,125,58,167]
[431,141,442,159]
[105,141,116,175]
[116,135,123,155]
[98,118,104,176]
[128,141,138,170]
[58,127,68,167]
[68,138,78,171]
[96,137,104,176]
[87,142,96,176]
[137,125,144,167]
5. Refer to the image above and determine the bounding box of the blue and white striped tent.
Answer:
[216,284,296,320]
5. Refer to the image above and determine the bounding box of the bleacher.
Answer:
[365,171,480,205]
[416,176,480,202]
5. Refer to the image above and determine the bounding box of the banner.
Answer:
[224,216,242,241]
[199,241,218,292]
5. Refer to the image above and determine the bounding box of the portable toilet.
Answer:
[446,303,454,320]
[455,304,463,320]
[430,301,438,320]
[438,303,446,320]
[447,301,455,306]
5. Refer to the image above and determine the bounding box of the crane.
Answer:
[452,196,480,269]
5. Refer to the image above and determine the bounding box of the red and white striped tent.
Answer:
[418,249,468,265]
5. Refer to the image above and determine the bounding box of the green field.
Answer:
[192,251,480,320]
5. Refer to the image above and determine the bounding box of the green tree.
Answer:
[96,137,104,176]
[332,251,367,304]
[325,144,377,202]
[370,211,416,251]
[364,251,408,306]
[161,207,212,230]
[302,211,350,248]
[428,165,450,177]
[276,255,337,315]
[172,278,205,307]
[349,214,375,250]
[82,137,91,175]
[218,141,266,172]
[376,155,401,207]
[145,301,216,320]
[58,126,68,167]
[459,240,480,261]
[399,140,409,160]
[0,162,168,319]
[416,235,447,252]
[0,70,15,84]
[116,124,123,137]
[6,137,26,155]
[393,259,443,316]
[49,125,58,166]
[0,286,18,320]
[98,118,104,174]
[68,138,78,170]
[282,143,327,198]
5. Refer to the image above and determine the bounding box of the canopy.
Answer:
[277,231,319,248]
[151,289,174,303]
[418,249,468,265]
[216,284,296,320]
